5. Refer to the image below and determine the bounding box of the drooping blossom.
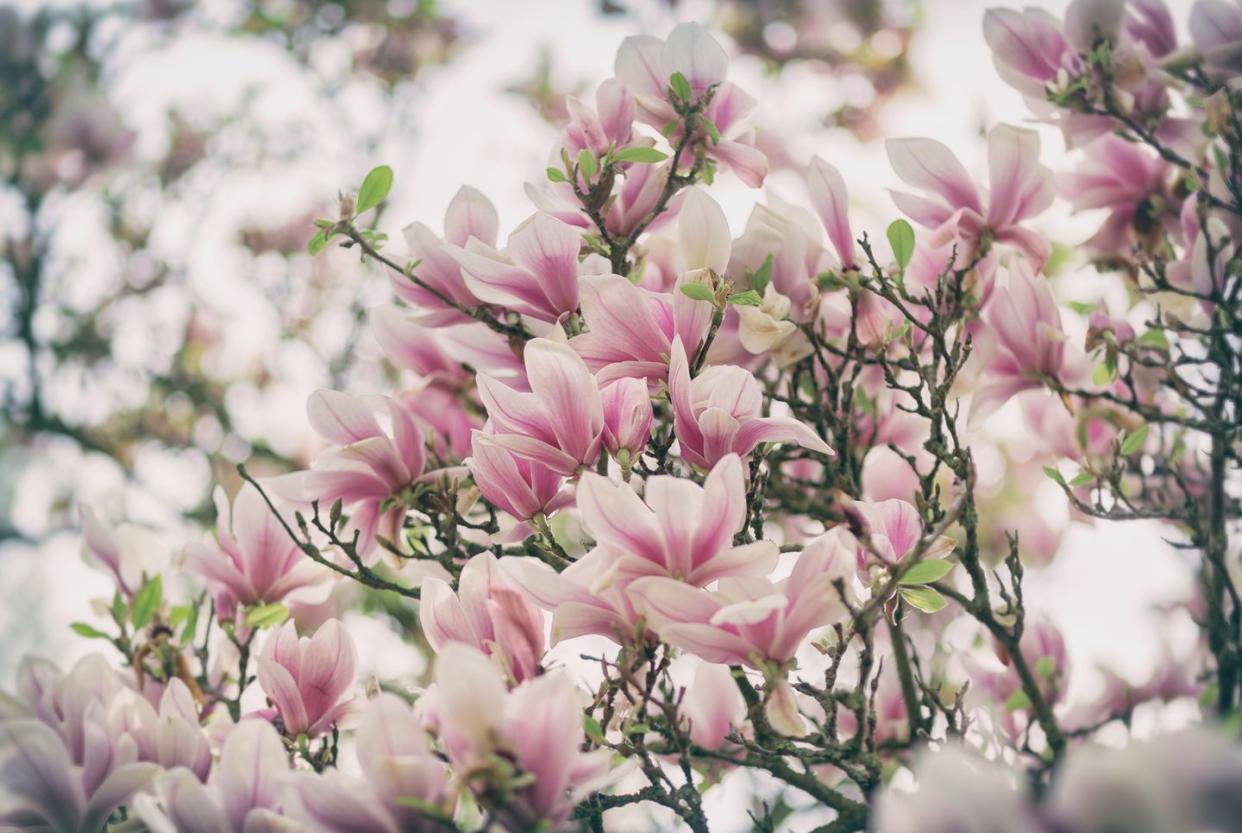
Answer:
[422,644,617,828]
[137,719,292,833]
[289,694,451,833]
[466,432,573,528]
[628,540,854,733]
[574,453,777,585]
[271,390,428,560]
[614,23,767,186]
[972,259,1070,423]
[255,619,356,738]
[599,377,654,461]
[397,185,497,326]
[680,660,747,749]
[419,553,545,683]
[669,336,834,468]
[78,505,164,599]
[186,484,321,621]
[887,124,1054,270]
[1058,136,1180,257]
[476,337,603,475]
[448,212,584,323]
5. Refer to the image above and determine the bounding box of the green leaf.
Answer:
[679,282,716,302]
[1004,689,1032,711]
[545,167,567,183]
[245,603,290,629]
[1043,466,1066,486]
[668,71,692,102]
[583,714,605,744]
[702,118,721,145]
[1066,300,1097,315]
[727,290,763,307]
[355,164,394,215]
[611,146,668,165]
[131,575,163,630]
[111,591,126,623]
[1136,328,1168,350]
[1069,470,1096,487]
[886,219,915,270]
[898,559,954,586]
[180,600,200,647]
[751,254,773,295]
[1119,424,1149,456]
[1034,656,1057,678]
[577,149,597,180]
[70,622,111,640]
[1092,361,1116,386]
[899,586,947,614]
[308,230,327,256]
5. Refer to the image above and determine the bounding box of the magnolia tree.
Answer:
[4,3,1242,832]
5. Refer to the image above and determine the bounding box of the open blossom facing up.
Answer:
[9,8,1242,833]
[255,619,356,737]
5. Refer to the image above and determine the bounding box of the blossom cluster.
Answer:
[3,3,1242,831]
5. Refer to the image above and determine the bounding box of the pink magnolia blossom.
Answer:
[139,719,292,833]
[0,718,158,833]
[397,185,497,327]
[972,260,1070,423]
[526,155,669,239]
[807,156,858,271]
[575,453,778,585]
[1058,136,1180,257]
[420,553,546,683]
[887,124,1054,270]
[502,550,644,645]
[571,273,712,384]
[562,78,635,161]
[272,390,428,560]
[680,661,747,749]
[729,192,827,317]
[600,377,653,460]
[185,484,321,621]
[466,432,573,526]
[668,335,834,468]
[476,337,603,475]
[448,212,583,323]
[614,24,767,186]
[1190,0,1242,76]
[255,619,356,738]
[966,618,1069,739]
[290,694,451,833]
[78,506,164,599]
[111,678,212,782]
[627,540,853,671]
[851,498,954,568]
[424,644,616,827]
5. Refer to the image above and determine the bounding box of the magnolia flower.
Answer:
[420,553,545,683]
[614,23,767,186]
[111,678,211,782]
[78,505,164,599]
[575,453,777,585]
[561,77,635,165]
[680,661,747,749]
[972,259,1069,423]
[965,618,1069,739]
[1058,136,1179,257]
[887,124,1054,270]
[629,541,853,734]
[476,338,603,475]
[466,432,573,527]
[255,619,356,738]
[1190,0,1242,77]
[138,719,292,833]
[0,719,158,833]
[729,194,826,317]
[502,549,644,645]
[449,212,584,323]
[527,154,669,239]
[289,694,451,833]
[571,273,712,384]
[873,743,1040,833]
[186,484,321,620]
[668,335,834,468]
[424,644,617,827]
[397,185,497,326]
[851,498,954,568]
[272,390,428,560]
[807,156,858,271]
[599,377,653,460]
